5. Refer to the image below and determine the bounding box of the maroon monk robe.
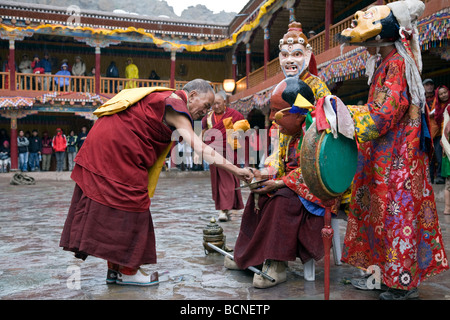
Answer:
[201,108,244,211]
[60,90,191,269]
[233,136,324,270]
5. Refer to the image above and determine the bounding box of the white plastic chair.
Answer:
[303,217,342,281]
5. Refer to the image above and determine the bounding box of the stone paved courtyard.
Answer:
[0,171,449,304]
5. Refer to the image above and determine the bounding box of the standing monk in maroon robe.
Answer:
[201,91,246,221]
[59,80,253,286]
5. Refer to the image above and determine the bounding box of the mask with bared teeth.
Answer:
[278,21,318,78]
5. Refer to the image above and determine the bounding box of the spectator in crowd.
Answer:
[31,55,45,90]
[0,140,10,173]
[67,130,78,171]
[17,129,29,172]
[72,56,86,76]
[18,54,32,74]
[72,56,86,91]
[0,128,9,146]
[18,54,32,89]
[41,131,53,171]
[52,128,67,172]
[77,126,88,150]
[89,67,95,76]
[41,52,53,91]
[87,67,96,91]
[149,70,160,81]
[2,56,10,72]
[424,78,436,106]
[61,59,71,72]
[437,85,450,215]
[55,63,71,91]
[106,61,119,93]
[177,141,193,171]
[125,58,139,89]
[28,129,42,171]
[424,78,444,184]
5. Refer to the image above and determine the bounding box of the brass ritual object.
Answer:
[203,217,226,254]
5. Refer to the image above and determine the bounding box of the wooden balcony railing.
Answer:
[100,78,222,94]
[235,58,282,92]
[15,73,95,94]
[0,73,223,96]
[0,72,8,90]
[99,77,171,94]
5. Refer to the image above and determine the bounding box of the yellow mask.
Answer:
[340,5,392,43]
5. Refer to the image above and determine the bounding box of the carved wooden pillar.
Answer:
[246,43,251,89]
[325,0,334,50]
[10,115,18,170]
[170,50,176,89]
[0,30,34,90]
[232,53,237,82]
[95,46,101,94]
[1,110,38,171]
[8,39,16,91]
[264,27,270,80]
[73,36,121,94]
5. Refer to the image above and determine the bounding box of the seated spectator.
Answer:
[55,63,71,91]
[61,59,71,72]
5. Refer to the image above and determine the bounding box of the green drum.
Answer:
[300,121,358,201]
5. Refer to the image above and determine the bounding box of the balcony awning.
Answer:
[318,47,369,85]
[0,0,278,52]
[230,86,273,116]
[0,96,34,109]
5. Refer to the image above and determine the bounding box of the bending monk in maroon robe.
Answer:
[201,91,245,221]
[59,79,253,286]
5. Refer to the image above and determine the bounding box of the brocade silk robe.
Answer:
[342,49,448,290]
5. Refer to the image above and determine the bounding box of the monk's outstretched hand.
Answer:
[235,167,254,183]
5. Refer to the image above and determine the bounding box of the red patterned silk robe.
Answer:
[342,49,448,290]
